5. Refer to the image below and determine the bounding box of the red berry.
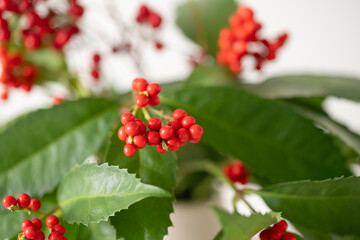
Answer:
[46,215,59,228]
[135,94,149,107]
[176,128,189,143]
[35,231,45,240]
[281,233,296,240]
[133,135,147,148]
[52,224,65,235]
[154,41,163,50]
[21,220,33,232]
[91,69,100,79]
[181,116,196,129]
[135,119,147,134]
[148,13,162,28]
[31,218,42,229]
[159,126,174,140]
[167,138,180,151]
[69,3,84,17]
[168,120,181,132]
[93,53,101,63]
[48,231,63,240]
[132,78,148,92]
[125,121,140,136]
[189,124,203,139]
[121,112,135,125]
[155,144,166,153]
[171,109,187,121]
[148,95,160,106]
[29,198,41,211]
[146,83,161,96]
[2,195,17,208]
[118,126,128,141]
[147,117,161,130]
[24,34,41,50]
[269,228,283,240]
[146,131,160,145]
[24,226,39,239]
[124,144,137,157]
[17,193,31,208]
[259,229,270,240]
[273,220,288,233]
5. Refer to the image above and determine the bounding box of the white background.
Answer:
[1,0,360,239]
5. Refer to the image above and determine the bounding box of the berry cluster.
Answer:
[90,53,101,80]
[223,159,248,184]
[18,215,67,240]
[260,220,296,240]
[217,6,288,74]
[0,48,37,100]
[118,78,203,157]
[136,5,162,29]
[0,0,83,50]
[3,193,41,211]
[132,78,161,107]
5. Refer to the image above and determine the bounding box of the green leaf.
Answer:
[106,127,177,240]
[161,86,350,184]
[242,75,360,102]
[57,163,170,225]
[185,64,237,86]
[213,208,281,240]
[0,98,119,200]
[250,176,360,236]
[296,225,360,240]
[64,221,117,240]
[176,0,237,56]
[293,105,360,156]
[0,211,38,239]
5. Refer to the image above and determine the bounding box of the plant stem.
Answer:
[141,107,151,120]
[147,107,173,121]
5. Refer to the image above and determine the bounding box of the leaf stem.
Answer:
[141,107,151,120]
[147,107,173,121]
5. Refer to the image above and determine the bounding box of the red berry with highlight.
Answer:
[136,119,147,134]
[21,220,33,232]
[171,109,187,121]
[2,195,17,208]
[146,131,161,145]
[132,78,148,92]
[181,116,196,129]
[17,193,31,208]
[133,135,147,148]
[124,144,137,157]
[48,231,63,240]
[24,226,38,239]
[118,126,128,141]
[29,198,41,211]
[31,218,42,229]
[147,117,161,130]
[176,128,190,143]
[46,215,59,228]
[159,126,174,140]
[135,94,149,107]
[125,121,140,136]
[189,124,203,139]
[168,120,181,132]
[121,112,135,125]
[146,83,161,96]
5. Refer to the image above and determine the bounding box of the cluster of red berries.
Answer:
[2,193,41,211]
[260,220,296,240]
[223,159,248,184]
[90,53,101,80]
[136,5,162,29]
[0,0,83,50]
[132,78,161,107]
[217,6,288,74]
[136,5,164,50]
[118,78,203,157]
[18,215,67,240]
[0,48,37,100]
[3,194,67,239]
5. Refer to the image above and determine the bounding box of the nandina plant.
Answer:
[1,0,360,240]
